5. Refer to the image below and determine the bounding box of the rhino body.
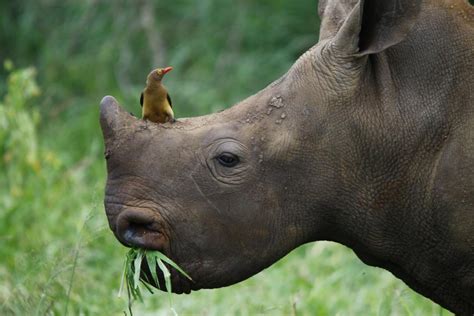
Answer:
[100,0,474,313]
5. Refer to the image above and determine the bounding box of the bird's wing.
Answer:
[167,93,173,108]
[140,92,144,107]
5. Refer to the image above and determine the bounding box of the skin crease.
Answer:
[100,0,474,314]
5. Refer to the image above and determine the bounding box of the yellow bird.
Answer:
[140,67,175,123]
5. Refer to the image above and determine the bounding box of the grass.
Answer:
[120,249,192,315]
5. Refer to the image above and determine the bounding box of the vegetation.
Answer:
[121,248,192,315]
[0,1,453,314]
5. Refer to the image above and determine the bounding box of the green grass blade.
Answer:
[126,251,143,302]
[122,248,192,314]
[170,307,178,316]
[154,252,192,280]
[126,255,135,297]
[157,258,173,307]
[156,258,171,291]
[145,251,160,289]
[140,279,155,294]
[126,273,133,316]
[118,258,127,297]
[133,251,143,290]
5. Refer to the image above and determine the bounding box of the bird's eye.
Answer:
[216,153,239,168]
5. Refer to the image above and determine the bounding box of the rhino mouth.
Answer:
[108,207,195,294]
[139,261,194,294]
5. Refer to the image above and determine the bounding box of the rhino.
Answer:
[100,0,474,314]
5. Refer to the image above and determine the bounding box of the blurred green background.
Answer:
[0,1,454,315]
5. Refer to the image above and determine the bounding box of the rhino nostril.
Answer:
[123,224,163,248]
[116,209,167,251]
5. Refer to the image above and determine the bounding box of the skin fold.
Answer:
[100,0,474,314]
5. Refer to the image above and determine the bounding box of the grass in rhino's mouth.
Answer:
[118,248,192,315]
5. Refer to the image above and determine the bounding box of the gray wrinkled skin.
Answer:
[100,0,474,314]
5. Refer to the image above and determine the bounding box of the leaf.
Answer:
[145,251,160,289]
[156,258,171,290]
[139,278,155,294]
[133,251,143,290]
[126,249,143,302]
[157,258,173,307]
[154,252,193,281]
[121,248,192,314]
[118,258,127,298]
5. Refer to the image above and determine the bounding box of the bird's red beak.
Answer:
[162,67,173,75]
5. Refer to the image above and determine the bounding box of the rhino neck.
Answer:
[311,3,474,312]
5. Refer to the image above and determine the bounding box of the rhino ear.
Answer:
[318,0,358,42]
[319,0,421,56]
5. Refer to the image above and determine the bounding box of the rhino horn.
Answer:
[99,95,138,150]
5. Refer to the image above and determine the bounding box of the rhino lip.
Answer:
[172,271,192,294]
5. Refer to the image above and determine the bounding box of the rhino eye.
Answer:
[216,153,239,168]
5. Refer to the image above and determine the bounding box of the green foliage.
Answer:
[0,63,41,209]
[0,65,114,315]
[121,249,192,315]
[0,0,318,117]
[0,1,453,315]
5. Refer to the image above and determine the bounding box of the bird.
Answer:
[140,67,175,123]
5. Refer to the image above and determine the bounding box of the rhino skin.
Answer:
[100,0,474,313]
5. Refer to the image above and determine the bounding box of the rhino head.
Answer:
[101,0,474,314]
